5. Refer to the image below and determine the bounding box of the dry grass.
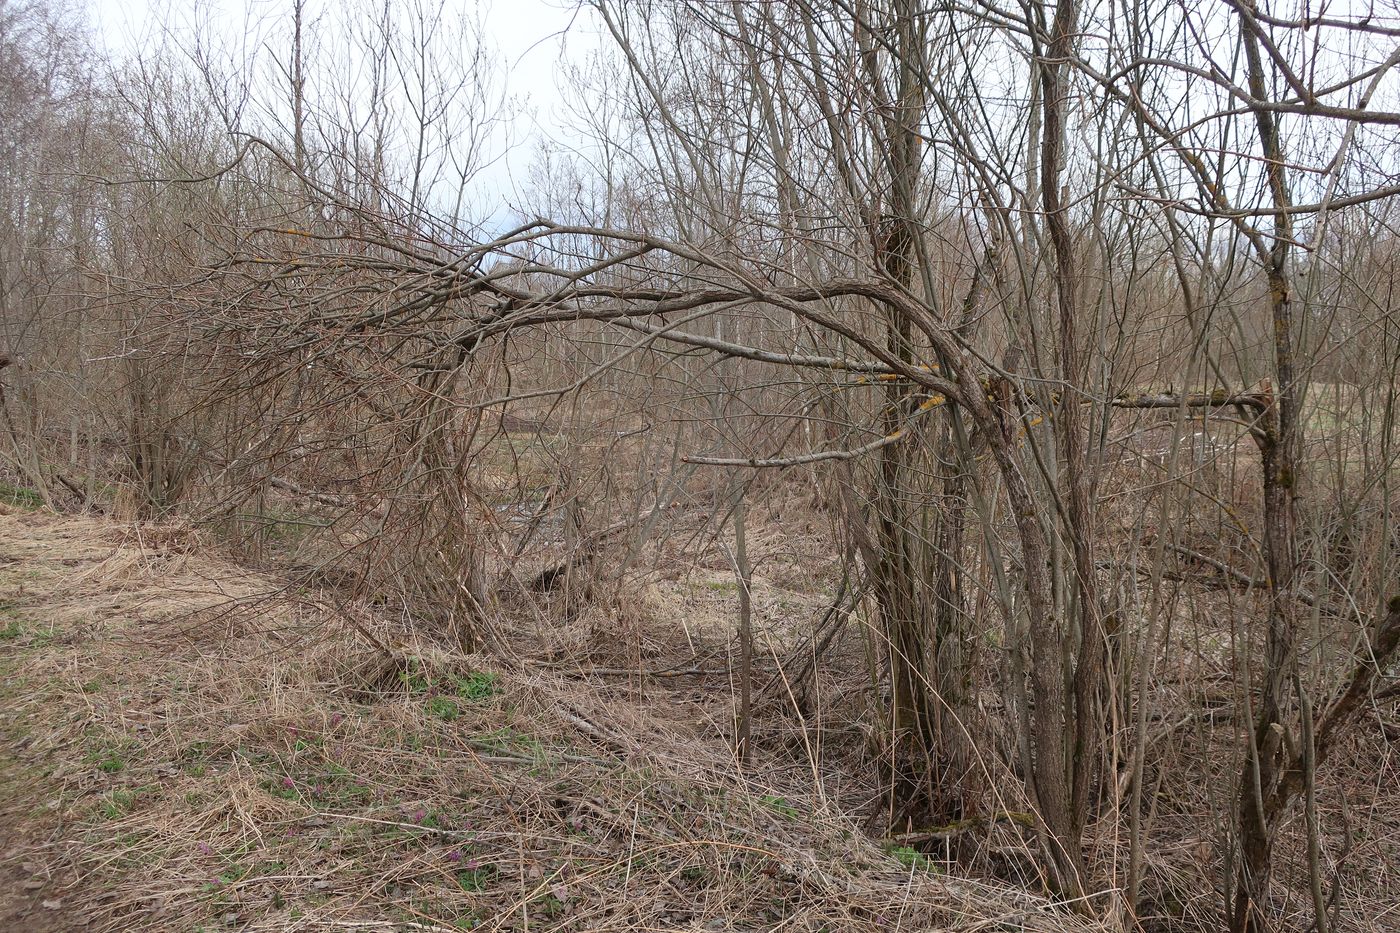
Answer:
[0,506,1106,933]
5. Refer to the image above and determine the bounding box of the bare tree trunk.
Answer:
[1032,0,1099,896]
[1230,11,1303,931]
[732,482,753,764]
[860,0,953,823]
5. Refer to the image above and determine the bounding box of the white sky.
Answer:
[89,0,587,82]
[87,0,599,226]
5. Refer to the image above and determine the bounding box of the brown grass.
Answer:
[0,506,1106,932]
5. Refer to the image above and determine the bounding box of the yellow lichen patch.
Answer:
[917,394,946,411]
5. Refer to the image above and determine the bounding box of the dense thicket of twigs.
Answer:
[3,0,1400,930]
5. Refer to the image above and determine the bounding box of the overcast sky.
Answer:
[89,0,587,86]
[87,0,598,226]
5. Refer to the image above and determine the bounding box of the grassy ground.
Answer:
[0,506,1102,933]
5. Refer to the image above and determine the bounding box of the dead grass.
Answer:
[0,506,1105,933]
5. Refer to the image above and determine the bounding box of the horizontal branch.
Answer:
[608,317,904,374]
[1111,390,1270,411]
[684,395,947,468]
[1119,181,1400,219]
[1168,543,1325,607]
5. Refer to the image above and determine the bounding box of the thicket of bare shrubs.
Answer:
[3,0,1400,930]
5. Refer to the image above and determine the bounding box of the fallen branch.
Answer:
[523,507,663,591]
[1272,596,1400,811]
[886,811,1036,847]
[1110,389,1270,411]
[1167,543,1318,606]
[759,572,862,706]
[269,476,347,508]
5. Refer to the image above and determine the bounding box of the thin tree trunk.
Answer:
[733,483,753,764]
[1230,10,1304,930]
